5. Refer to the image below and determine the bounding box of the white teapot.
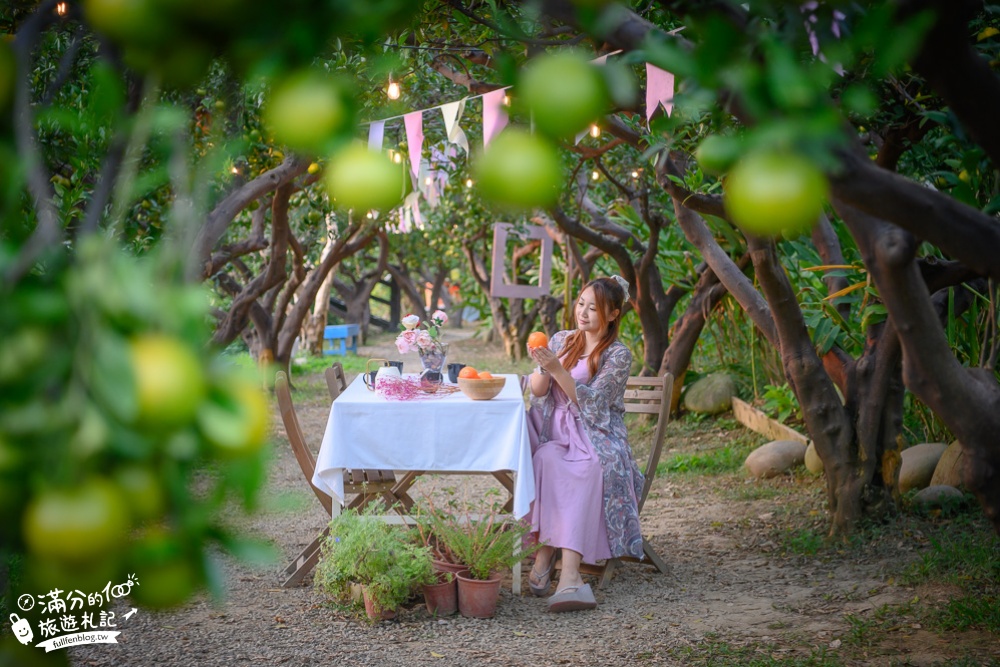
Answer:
[363,358,402,390]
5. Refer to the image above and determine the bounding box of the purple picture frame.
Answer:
[490,222,554,299]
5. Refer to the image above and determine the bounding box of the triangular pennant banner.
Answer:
[482,88,509,148]
[404,111,424,182]
[440,99,469,154]
[645,64,674,122]
[367,121,385,152]
[590,49,622,65]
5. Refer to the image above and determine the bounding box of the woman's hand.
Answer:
[530,346,561,374]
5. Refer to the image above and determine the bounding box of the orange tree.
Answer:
[358,1,1000,539]
[0,1,420,663]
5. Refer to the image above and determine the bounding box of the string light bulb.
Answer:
[589,124,601,139]
[631,170,639,179]
[387,77,401,100]
[591,170,600,181]
[503,94,511,107]
[465,178,473,188]
[393,152,402,164]
[55,2,68,16]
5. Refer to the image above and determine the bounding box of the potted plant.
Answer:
[418,499,540,618]
[315,502,435,621]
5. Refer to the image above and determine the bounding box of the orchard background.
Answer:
[1,0,999,664]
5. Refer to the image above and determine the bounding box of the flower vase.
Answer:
[418,342,448,391]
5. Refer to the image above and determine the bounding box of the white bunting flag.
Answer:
[440,99,470,154]
[367,120,385,152]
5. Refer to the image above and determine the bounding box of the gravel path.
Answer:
[68,333,993,666]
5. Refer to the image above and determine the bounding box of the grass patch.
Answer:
[897,514,1000,632]
[781,527,826,556]
[669,640,843,666]
[657,442,754,476]
[843,601,918,648]
[931,595,1000,632]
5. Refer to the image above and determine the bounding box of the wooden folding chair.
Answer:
[559,373,674,588]
[274,370,406,587]
[324,361,348,397]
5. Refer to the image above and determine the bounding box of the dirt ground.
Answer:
[70,330,999,667]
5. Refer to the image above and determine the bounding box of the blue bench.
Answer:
[323,324,359,356]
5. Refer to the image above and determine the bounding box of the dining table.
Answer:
[311,372,535,593]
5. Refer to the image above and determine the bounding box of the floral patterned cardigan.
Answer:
[528,330,645,560]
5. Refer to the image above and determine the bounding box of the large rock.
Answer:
[804,441,824,475]
[683,373,736,415]
[930,440,967,489]
[899,443,948,493]
[745,440,807,478]
[912,485,966,511]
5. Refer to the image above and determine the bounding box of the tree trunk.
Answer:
[837,201,1000,535]
[304,219,338,355]
[660,262,734,412]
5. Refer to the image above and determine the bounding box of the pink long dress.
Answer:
[526,357,612,564]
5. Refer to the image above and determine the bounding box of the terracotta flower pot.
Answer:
[422,574,458,616]
[433,558,467,576]
[456,570,502,619]
[361,586,396,621]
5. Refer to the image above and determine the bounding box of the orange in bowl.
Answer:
[458,366,479,379]
[478,371,493,379]
[527,331,549,350]
[458,376,506,400]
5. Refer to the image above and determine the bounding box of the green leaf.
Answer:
[90,331,138,423]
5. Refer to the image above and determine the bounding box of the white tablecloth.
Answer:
[312,373,535,518]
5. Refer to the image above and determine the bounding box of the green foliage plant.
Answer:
[760,383,802,425]
[417,498,540,581]
[315,502,435,616]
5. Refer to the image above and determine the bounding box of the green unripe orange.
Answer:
[519,52,609,139]
[324,144,405,212]
[723,151,829,238]
[473,130,564,209]
[129,334,206,428]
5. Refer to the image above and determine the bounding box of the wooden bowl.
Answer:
[457,376,506,400]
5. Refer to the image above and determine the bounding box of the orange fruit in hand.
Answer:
[458,367,479,379]
[527,331,549,350]
[478,371,493,379]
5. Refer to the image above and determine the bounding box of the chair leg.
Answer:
[282,527,329,587]
[642,539,669,575]
[598,558,618,588]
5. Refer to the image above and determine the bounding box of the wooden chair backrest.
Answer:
[622,373,674,513]
[325,362,348,400]
[275,371,334,516]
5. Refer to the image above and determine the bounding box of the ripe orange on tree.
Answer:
[458,366,479,379]
[527,331,549,350]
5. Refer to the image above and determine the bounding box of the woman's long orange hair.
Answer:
[559,277,627,377]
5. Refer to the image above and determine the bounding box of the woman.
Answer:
[525,275,645,613]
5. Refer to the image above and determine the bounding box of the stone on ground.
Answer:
[804,441,823,474]
[930,440,967,489]
[899,442,948,493]
[745,440,807,478]
[912,485,966,510]
[683,373,736,415]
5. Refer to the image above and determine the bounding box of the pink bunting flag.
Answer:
[482,88,509,148]
[404,111,424,182]
[645,64,675,122]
